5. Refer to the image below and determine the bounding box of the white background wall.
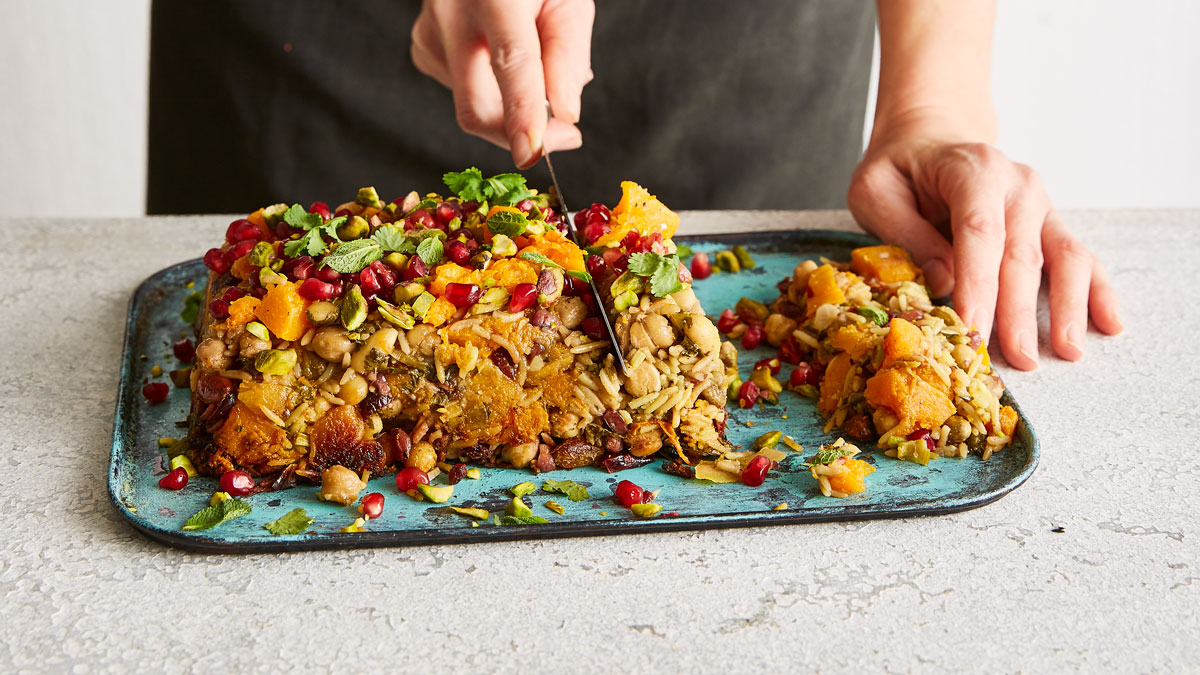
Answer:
[1,1,1197,217]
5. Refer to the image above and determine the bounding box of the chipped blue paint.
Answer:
[109,230,1038,552]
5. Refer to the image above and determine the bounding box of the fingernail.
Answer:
[1065,322,1084,359]
[1019,330,1039,367]
[511,131,536,167]
[925,259,953,297]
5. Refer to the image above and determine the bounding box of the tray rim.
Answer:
[108,228,1040,553]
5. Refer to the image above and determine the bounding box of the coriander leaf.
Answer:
[520,251,560,268]
[626,252,661,276]
[282,203,324,231]
[181,290,203,324]
[499,515,549,525]
[416,236,444,267]
[486,209,529,238]
[804,445,854,468]
[371,225,415,254]
[541,479,589,502]
[182,498,252,531]
[488,173,534,206]
[648,255,684,297]
[321,239,383,273]
[263,508,313,535]
[284,228,332,258]
[443,167,487,202]
[674,244,694,259]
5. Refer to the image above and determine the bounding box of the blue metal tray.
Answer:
[109,230,1039,552]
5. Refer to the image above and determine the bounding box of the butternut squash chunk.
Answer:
[850,245,919,283]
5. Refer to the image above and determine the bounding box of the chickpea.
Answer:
[624,359,662,398]
[406,324,438,357]
[670,287,701,313]
[628,426,664,457]
[311,326,353,363]
[763,313,798,347]
[238,333,271,359]
[316,465,367,506]
[683,315,720,354]
[553,296,587,330]
[406,441,437,472]
[351,326,398,373]
[793,260,818,288]
[641,313,675,349]
[500,441,538,469]
[629,321,654,351]
[195,338,232,371]
[339,374,369,405]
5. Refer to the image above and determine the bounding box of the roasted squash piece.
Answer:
[850,245,919,283]
[831,322,878,360]
[827,458,876,494]
[882,317,924,368]
[236,381,296,417]
[213,401,295,473]
[806,264,845,316]
[255,281,312,341]
[430,262,482,296]
[864,366,956,441]
[594,181,680,247]
[997,405,1018,437]
[818,352,854,416]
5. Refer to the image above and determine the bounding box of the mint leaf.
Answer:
[565,269,593,283]
[264,508,314,535]
[443,168,487,203]
[321,239,383,273]
[649,256,684,297]
[486,209,529,238]
[541,479,589,502]
[181,290,203,323]
[417,236,443,267]
[626,252,661,276]
[499,515,548,525]
[371,225,415,254]
[182,498,252,531]
[488,173,534,206]
[520,251,559,268]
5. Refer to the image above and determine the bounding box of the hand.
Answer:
[410,0,595,168]
[847,113,1123,370]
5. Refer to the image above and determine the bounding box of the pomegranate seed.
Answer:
[334,208,352,219]
[359,267,383,297]
[614,480,644,508]
[315,265,341,283]
[790,362,818,388]
[220,287,248,303]
[691,252,712,280]
[309,201,331,220]
[223,240,256,264]
[573,210,589,229]
[297,278,339,301]
[592,204,612,223]
[716,308,739,333]
[281,255,315,281]
[448,463,468,485]
[142,382,169,404]
[434,201,462,226]
[581,316,605,340]
[583,222,609,244]
[907,429,936,451]
[509,283,537,312]
[208,299,230,320]
[611,255,629,275]
[516,199,536,213]
[779,335,802,364]
[404,256,429,281]
[275,221,299,239]
[396,466,430,492]
[369,260,397,288]
[158,467,188,490]
[754,357,782,375]
[742,455,771,486]
[445,282,481,308]
[219,470,255,497]
[405,208,435,231]
[737,381,760,409]
[250,286,267,299]
[563,276,586,297]
[677,261,693,285]
[225,218,262,244]
[446,240,471,265]
[621,231,641,252]
[173,338,195,363]
[586,254,607,277]
[360,492,385,520]
[581,291,598,313]
[643,232,663,253]
[203,248,231,274]
[741,324,765,350]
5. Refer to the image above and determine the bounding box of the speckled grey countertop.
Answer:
[1,210,1196,673]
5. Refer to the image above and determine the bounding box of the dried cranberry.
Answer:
[907,429,936,452]
[716,308,739,333]
[358,392,394,417]
[602,410,629,434]
[742,455,771,487]
[445,282,482,308]
[309,201,331,220]
[737,381,760,409]
[404,255,429,281]
[389,428,412,464]
[690,251,712,280]
[581,317,605,340]
[225,218,262,245]
[601,454,651,473]
[396,467,429,492]
[754,357,782,375]
[509,283,537,312]
[434,201,462,226]
[789,362,818,388]
[489,348,517,380]
[360,492,385,519]
[219,470,255,496]
[297,278,339,301]
[779,335,803,364]
[446,240,471,265]
[158,467,188,490]
[203,248,231,274]
[448,463,468,485]
[741,324,765,350]
[614,480,644,508]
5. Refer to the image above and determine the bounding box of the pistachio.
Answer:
[398,190,420,215]
[523,218,545,236]
[491,233,517,257]
[536,268,564,306]
[750,366,783,394]
[544,500,565,515]
[210,491,231,506]
[714,250,740,273]
[393,281,426,304]
[466,468,482,480]
[732,244,756,269]
[505,497,534,518]
[727,376,743,400]
[355,186,382,208]
[376,298,416,329]
[305,300,339,326]
[754,430,782,450]
[510,482,537,498]
[469,249,493,270]
[471,286,510,314]
[383,252,409,270]
[169,455,198,478]
[260,203,288,226]
[735,297,770,323]
[245,321,271,340]
[169,367,191,388]
[255,348,297,375]
[258,266,287,286]
[340,285,368,330]
[337,215,370,241]
[613,290,638,311]
[630,503,662,518]
[449,506,489,519]
[248,241,275,267]
[446,216,462,232]
[610,271,644,296]
[411,291,436,318]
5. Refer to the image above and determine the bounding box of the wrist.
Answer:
[869,101,998,150]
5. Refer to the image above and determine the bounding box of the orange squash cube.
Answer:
[882,317,924,368]
[806,264,845,316]
[255,281,311,341]
[850,245,919,283]
[827,458,876,494]
[818,352,854,416]
[864,366,956,440]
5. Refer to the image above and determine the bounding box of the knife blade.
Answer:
[542,106,629,376]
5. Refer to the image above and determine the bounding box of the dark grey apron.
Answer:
[148,1,874,214]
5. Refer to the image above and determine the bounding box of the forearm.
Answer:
[872,0,998,144]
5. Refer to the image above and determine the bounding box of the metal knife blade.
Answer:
[542,109,628,376]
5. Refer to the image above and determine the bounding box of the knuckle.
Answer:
[1014,162,1045,194]
[957,211,1001,238]
[1055,236,1092,265]
[1003,240,1045,270]
[846,163,888,209]
[490,40,536,74]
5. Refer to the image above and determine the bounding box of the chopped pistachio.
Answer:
[150,365,163,377]
[383,252,408,270]
[732,245,756,269]
[340,285,368,330]
[613,290,638,311]
[260,203,288,226]
[393,281,426,304]
[410,291,436,318]
[305,301,338,326]
[255,348,297,375]
[781,435,804,453]
[466,468,482,480]
[446,216,462,232]
[735,297,769,323]
[258,266,287,286]
[505,497,533,519]
[210,491,231,507]
[376,298,416,329]
[754,430,782,450]
[630,503,662,518]
[471,287,510,315]
[544,500,565,515]
[491,233,517,257]
[157,437,177,448]
[795,384,819,399]
[773,502,789,511]
[510,482,537,498]
[340,517,367,533]
[727,377,743,400]
[337,215,370,241]
[248,241,275,268]
[245,321,270,341]
[750,366,783,394]
[169,455,197,478]
[714,250,740,273]
[355,186,382,208]
[449,506,489,520]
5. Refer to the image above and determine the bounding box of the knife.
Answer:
[542,103,629,376]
